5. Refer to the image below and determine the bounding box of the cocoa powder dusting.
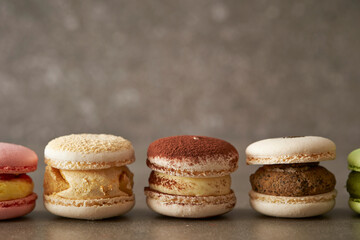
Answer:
[147,135,238,160]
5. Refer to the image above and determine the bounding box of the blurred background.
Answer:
[0,0,359,212]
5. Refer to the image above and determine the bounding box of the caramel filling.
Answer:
[44,166,133,199]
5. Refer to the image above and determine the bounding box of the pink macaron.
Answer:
[0,143,38,220]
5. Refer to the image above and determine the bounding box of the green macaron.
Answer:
[348,149,360,171]
[347,149,360,213]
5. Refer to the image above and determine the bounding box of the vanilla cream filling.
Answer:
[44,166,133,200]
[149,171,231,196]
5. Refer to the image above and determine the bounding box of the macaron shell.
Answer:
[44,200,134,220]
[144,188,236,218]
[249,190,336,218]
[44,194,135,220]
[147,136,239,178]
[348,149,360,171]
[0,193,37,220]
[250,197,335,218]
[0,143,38,174]
[349,199,360,214]
[146,197,234,218]
[44,134,135,170]
[246,136,336,165]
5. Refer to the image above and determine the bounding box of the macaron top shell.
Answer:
[246,136,336,165]
[147,135,239,177]
[348,149,360,171]
[0,143,38,174]
[44,134,135,170]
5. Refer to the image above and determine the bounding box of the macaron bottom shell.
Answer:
[44,194,135,220]
[0,193,37,220]
[146,198,233,218]
[249,190,336,218]
[349,199,360,214]
[145,188,236,218]
[250,198,335,218]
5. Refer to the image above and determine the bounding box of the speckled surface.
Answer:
[0,0,360,238]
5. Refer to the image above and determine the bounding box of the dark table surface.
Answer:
[1,207,359,240]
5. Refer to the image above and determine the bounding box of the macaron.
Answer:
[246,136,337,218]
[0,142,38,220]
[43,134,135,220]
[144,135,239,218]
[346,149,360,213]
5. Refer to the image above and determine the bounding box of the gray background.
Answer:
[0,1,360,237]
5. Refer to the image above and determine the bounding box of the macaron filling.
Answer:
[44,166,133,200]
[347,171,360,199]
[0,174,34,201]
[250,163,336,197]
[149,171,231,196]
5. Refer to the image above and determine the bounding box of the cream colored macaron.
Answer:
[43,134,135,220]
[246,136,336,165]
[246,136,337,218]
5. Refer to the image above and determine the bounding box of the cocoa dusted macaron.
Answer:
[144,135,239,218]
[246,136,337,218]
